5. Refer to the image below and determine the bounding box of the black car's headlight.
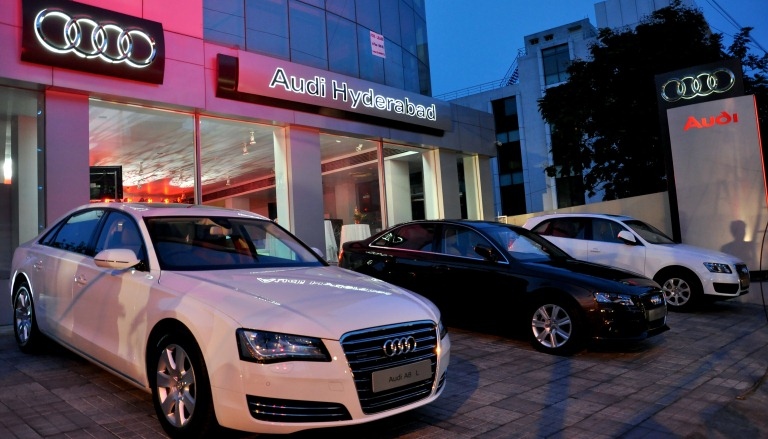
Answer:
[594,292,634,306]
[704,262,732,274]
[237,329,331,363]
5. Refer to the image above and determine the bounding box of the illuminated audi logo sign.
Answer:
[660,69,736,103]
[33,9,158,68]
[383,336,416,357]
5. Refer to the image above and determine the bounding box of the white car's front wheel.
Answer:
[150,330,218,438]
[656,270,701,311]
[13,281,43,353]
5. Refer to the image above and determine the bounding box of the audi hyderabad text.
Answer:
[339,219,668,356]
[10,203,449,437]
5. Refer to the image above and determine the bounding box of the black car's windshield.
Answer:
[146,216,323,270]
[483,224,570,262]
[624,220,676,244]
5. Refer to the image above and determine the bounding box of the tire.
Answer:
[13,281,43,353]
[530,300,584,356]
[150,330,218,438]
[655,269,701,312]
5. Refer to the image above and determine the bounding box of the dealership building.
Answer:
[0,0,498,288]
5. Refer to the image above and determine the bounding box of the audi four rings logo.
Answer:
[660,69,736,102]
[383,336,417,357]
[33,9,158,68]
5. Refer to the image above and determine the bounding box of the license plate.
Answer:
[371,359,433,393]
[647,307,666,322]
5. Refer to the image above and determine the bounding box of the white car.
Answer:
[9,203,449,437]
[523,213,750,311]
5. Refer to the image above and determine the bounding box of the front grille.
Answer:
[245,396,352,423]
[636,289,667,327]
[340,321,438,415]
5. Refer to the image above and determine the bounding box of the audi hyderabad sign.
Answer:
[655,59,744,110]
[21,0,165,84]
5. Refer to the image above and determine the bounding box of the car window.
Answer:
[371,223,436,251]
[624,219,675,244]
[46,209,104,255]
[590,219,624,243]
[94,212,147,262]
[147,216,322,270]
[483,224,569,261]
[534,218,585,239]
[440,225,487,259]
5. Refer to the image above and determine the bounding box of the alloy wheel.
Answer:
[532,303,573,348]
[156,343,197,428]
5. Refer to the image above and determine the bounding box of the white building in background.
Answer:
[440,0,695,217]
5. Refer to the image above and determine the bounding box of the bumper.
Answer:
[211,334,450,434]
[588,303,668,341]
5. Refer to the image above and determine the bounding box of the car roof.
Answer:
[528,213,635,222]
[74,202,270,221]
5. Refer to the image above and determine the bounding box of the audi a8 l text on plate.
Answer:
[9,203,449,438]
[338,219,668,356]
[523,213,750,311]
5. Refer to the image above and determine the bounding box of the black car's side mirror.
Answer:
[617,230,638,245]
[473,245,498,262]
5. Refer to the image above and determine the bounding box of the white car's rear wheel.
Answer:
[13,281,43,353]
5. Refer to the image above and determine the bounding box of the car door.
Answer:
[364,222,441,296]
[69,211,155,379]
[430,224,510,328]
[529,217,589,260]
[35,209,105,340]
[584,218,647,276]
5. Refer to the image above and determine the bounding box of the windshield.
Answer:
[623,220,676,244]
[482,224,571,262]
[146,216,323,270]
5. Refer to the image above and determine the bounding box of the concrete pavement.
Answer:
[0,291,767,438]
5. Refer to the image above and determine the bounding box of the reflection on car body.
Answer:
[9,203,449,438]
[339,219,669,356]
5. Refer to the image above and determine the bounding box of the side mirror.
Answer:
[473,245,499,262]
[94,249,141,270]
[617,230,638,245]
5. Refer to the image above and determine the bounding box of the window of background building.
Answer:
[89,101,195,205]
[199,118,282,220]
[246,0,289,58]
[542,43,570,85]
[1,86,43,282]
[327,13,359,77]
[492,97,525,215]
[289,0,329,69]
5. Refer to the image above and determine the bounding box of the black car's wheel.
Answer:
[530,300,584,356]
[150,330,218,438]
[655,269,701,312]
[13,281,43,353]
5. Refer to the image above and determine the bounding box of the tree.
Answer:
[538,1,768,200]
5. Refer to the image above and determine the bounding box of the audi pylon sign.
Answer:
[21,0,165,84]
[655,59,744,110]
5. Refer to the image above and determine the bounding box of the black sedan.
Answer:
[339,219,668,355]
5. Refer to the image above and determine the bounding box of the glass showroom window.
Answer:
[1,86,44,282]
[382,143,431,225]
[320,135,381,259]
[199,117,282,221]
[89,100,195,204]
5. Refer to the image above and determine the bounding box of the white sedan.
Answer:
[9,203,449,437]
[523,213,750,311]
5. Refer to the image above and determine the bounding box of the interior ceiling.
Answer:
[88,101,389,198]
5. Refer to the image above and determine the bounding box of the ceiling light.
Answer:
[249,131,256,145]
[226,176,231,186]
[356,143,363,152]
[242,142,249,155]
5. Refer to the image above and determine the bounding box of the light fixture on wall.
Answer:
[242,142,249,155]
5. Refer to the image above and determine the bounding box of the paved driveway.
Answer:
[1,298,767,438]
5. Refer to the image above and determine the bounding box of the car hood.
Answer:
[158,266,440,339]
[647,242,745,264]
[525,258,659,293]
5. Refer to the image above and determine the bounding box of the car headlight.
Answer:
[438,320,448,339]
[237,329,331,364]
[704,262,732,274]
[594,292,634,306]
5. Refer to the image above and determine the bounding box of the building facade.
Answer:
[0,0,497,292]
